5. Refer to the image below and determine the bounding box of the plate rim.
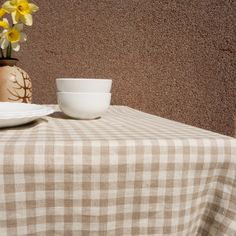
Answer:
[0,103,55,119]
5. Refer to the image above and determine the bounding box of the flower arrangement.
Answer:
[0,0,38,59]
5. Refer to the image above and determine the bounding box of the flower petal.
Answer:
[29,3,38,13]
[0,18,9,29]
[11,11,20,24]
[0,22,8,29]
[14,23,23,31]
[2,1,16,13]
[0,38,5,45]
[0,38,9,49]
[11,42,20,51]
[0,8,6,18]
[17,0,28,4]
[20,32,27,42]
[21,13,32,26]
[3,18,9,25]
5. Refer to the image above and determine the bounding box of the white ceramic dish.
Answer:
[56,78,112,93]
[57,92,111,119]
[0,102,54,128]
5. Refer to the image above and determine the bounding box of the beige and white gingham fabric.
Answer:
[0,105,235,235]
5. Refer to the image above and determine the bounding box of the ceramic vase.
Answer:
[0,59,32,103]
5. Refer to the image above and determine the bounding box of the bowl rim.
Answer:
[56,78,112,82]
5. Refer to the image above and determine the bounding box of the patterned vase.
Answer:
[0,59,32,103]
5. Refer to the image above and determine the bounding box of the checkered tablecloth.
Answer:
[0,105,235,235]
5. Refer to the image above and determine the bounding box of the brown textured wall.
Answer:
[15,0,236,136]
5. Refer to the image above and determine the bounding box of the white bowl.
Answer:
[57,92,111,119]
[56,78,112,93]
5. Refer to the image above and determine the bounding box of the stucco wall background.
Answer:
[15,0,235,136]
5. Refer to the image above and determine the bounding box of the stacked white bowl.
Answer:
[56,78,112,119]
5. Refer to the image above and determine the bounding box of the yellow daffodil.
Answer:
[2,0,38,26]
[0,8,6,18]
[0,20,27,51]
[0,18,9,29]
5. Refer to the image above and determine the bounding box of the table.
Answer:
[0,105,235,235]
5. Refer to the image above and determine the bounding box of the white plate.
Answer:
[0,102,54,128]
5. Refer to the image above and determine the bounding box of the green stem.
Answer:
[0,48,4,58]
[6,43,12,58]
